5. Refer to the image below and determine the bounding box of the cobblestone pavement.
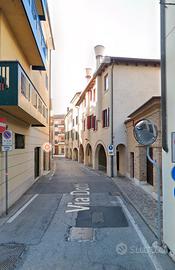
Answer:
[112,177,162,236]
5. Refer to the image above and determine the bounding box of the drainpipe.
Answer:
[160,0,168,152]
[111,61,114,177]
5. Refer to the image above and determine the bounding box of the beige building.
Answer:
[0,0,54,215]
[65,92,81,160]
[125,96,161,198]
[68,46,160,177]
[53,114,65,156]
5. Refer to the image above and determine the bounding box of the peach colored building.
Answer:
[125,96,161,198]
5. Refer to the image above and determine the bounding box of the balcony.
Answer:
[0,0,47,70]
[0,61,48,127]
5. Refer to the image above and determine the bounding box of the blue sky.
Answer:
[48,0,160,114]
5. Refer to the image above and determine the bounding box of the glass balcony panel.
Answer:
[0,61,48,126]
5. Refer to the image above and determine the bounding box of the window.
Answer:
[87,115,91,130]
[83,119,86,131]
[93,89,96,102]
[15,133,25,149]
[104,74,109,91]
[55,131,59,136]
[45,74,48,90]
[0,66,9,90]
[102,108,110,127]
[89,90,92,101]
[76,116,78,125]
[73,119,75,127]
[92,116,97,131]
[55,124,58,127]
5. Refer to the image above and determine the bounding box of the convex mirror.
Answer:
[133,119,158,146]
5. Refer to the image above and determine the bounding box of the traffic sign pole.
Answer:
[5,151,8,215]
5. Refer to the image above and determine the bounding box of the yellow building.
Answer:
[0,0,54,215]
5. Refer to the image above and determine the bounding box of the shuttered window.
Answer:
[102,108,110,127]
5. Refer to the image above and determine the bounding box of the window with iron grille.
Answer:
[15,133,25,149]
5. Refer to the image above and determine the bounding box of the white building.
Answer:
[73,46,160,177]
[161,0,175,256]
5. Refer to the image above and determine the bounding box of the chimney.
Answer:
[94,45,105,68]
[85,68,92,82]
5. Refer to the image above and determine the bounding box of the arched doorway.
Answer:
[95,144,107,172]
[116,144,126,176]
[79,144,84,163]
[70,148,72,159]
[85,144,92,167]
[73,148,78,161]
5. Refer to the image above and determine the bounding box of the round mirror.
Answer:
[133,119,158,146]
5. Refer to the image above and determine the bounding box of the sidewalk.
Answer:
[112,176,162,237]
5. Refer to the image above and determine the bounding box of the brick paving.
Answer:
[112,176,163,236]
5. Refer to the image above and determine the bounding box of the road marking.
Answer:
[7,194,39,224]
[66,184,90,213]
[118,197,163,270]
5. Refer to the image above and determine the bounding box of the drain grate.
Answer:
[76,206,129,228]
[0,244,25,270]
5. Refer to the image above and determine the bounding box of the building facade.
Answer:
[162,1,175,256]
[125,96,161,199]
[53,114,65,156]
[68,46,160,177]
[65,92,81,160]
[0,0,54,215]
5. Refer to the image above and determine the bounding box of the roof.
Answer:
[125,96,161,123]
[76,56,160,106]
[70,92,81,104]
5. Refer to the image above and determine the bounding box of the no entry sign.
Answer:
[0,118,6,133]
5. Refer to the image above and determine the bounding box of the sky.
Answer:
[48,0,160,114]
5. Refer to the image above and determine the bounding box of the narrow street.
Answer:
[0,158,174,270]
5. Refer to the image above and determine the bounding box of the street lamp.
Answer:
[133,119,162,246]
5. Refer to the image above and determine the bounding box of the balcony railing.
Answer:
[0,61,48,126]
[21,0,48,69]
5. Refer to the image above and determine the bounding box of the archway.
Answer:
[70,148,72,159]
[85,143,92,167]
[79,144,84,163]
[73,148,78,161]
[116,144,126,176]
[95,144,107,172]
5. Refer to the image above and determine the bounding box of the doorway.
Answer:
[147,147,153,186]
[34,147,40,178]
[130,152,134,178]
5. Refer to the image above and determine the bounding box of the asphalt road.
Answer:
[0,158,174,270]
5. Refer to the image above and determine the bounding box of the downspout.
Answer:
[49,50,52,169]
[111,61,114,177]
[160,0,168,152]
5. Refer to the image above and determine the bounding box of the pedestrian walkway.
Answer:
[113,176,162,236]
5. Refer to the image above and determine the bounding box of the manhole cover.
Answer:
[76,206,128,228]
[68,227,95,242]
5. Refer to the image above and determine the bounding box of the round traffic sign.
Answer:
[0,122,6,133]
[3,130,12,139]
[42,142,52,152]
